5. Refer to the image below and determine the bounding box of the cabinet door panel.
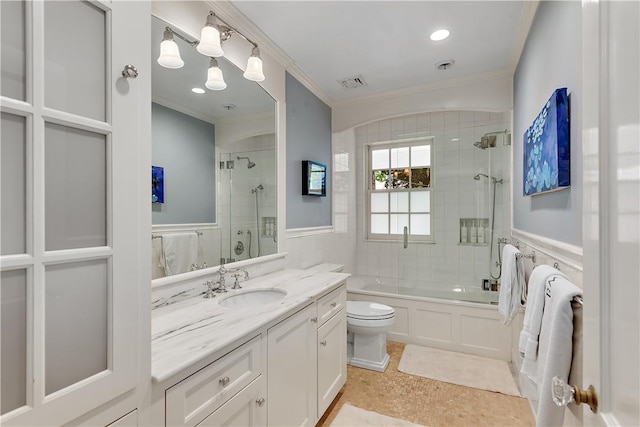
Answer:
[197,377,266,427]
[267,304,317,427]
[317,309,347,417]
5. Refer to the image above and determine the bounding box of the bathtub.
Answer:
[347,275,517,361]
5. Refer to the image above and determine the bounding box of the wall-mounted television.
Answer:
[302,160,327,196]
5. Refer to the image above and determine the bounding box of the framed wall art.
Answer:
[523,87,570,196]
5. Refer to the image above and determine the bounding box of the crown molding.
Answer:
[152,95,217,124]
[331,68,513,108]
[510,0,540,72]
[207,0,334,107]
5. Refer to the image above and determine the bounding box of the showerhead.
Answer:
[473,173,503,184]
[237,156,256,169]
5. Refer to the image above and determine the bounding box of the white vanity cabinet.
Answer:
[158,280,347,427]
[267,303,318,427]
[165,335,264,427]
[267,284,347,426]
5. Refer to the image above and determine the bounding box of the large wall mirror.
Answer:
[151,15,277,279]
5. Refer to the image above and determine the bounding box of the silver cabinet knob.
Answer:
[256,397,265,407]
[219,376,230,387]
[330,302,337,308]
[320,340,327,346]
[310,317,318,323]
[121,64,139,78]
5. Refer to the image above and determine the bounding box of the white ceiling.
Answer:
[231,1,527,102]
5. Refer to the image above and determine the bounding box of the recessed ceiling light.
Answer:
[451,138,460,142]
[191,87,205,94]
[430,29,450,41]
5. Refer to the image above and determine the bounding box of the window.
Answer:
[366,139,433,241]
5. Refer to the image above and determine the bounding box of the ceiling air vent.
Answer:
[337,74,368,89]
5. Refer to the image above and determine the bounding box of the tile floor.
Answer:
[317,341,535,427]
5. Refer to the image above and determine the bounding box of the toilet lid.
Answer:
[347,301,395,319]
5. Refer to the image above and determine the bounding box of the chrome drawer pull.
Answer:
[256,397,266,407]
[330,302,337,308]
[311,317,318,323]
[320,340,327,346]
[219,376,231,387]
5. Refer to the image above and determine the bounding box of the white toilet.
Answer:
[346,301,395,372]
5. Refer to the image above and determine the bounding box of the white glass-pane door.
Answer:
[1,0,27,100]
[44,1,106,121]
[1,113,27,255]
[44,123,107,250]
[1,269,28,415]
[0,1,148,424]
[45,260,108,395]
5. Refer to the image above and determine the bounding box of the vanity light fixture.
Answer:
[157,28,184,69]
[205,58,227,90]
[191,87,206,94]
[430,29,450,41]
[196,12,224,57]
[243,46,265,82]
[157,11,267,87]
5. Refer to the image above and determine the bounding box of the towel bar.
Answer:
[152,231,203,240]
[516,250,536,264]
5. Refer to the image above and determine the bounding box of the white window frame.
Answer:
[365,137,434,243]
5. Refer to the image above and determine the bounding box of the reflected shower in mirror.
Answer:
[151,15,277,279]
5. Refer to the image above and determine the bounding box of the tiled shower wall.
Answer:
[219,133,277,263]
[355,111,512,288]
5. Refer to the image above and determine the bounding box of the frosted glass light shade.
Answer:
[205,59,226,90]
[157,39,183,69]
[243,47,265,82]
[197,25,223,57]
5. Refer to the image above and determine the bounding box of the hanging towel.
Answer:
[535,276,582,427]
[520,265,568,382]
[161,232,199,276]
[498,244,525,325]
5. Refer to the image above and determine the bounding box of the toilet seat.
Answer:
[347,301,394,320]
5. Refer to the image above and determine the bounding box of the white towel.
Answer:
[161,232,199,276]
[520,265,568,382]
[498,244,525,325]
[535,276,582,427]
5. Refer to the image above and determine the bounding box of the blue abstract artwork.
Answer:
[523,88,570,196]
[152,166,164,203]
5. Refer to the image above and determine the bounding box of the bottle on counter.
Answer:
[461,221,468,243]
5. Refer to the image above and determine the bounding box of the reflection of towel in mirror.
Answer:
[161,232,198,276]
[520,265,568,382]
[498,244,525,325]
[535,276,582,427]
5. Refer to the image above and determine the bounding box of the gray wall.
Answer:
[286,72,332,229]
[513,1,582,246]
[152,103,215,224]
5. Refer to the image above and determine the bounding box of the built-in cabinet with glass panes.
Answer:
[0,1,149,425]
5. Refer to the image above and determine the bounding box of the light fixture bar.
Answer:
[169,29,198,46]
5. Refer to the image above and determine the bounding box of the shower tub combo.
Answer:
[347,276,516,361]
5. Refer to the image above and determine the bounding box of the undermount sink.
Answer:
[218,288,287,309]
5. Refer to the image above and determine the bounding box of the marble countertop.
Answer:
[151,268,349,383]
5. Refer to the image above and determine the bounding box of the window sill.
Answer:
[364,239,436,245]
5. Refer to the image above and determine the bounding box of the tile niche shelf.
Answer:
[459,218,489,246]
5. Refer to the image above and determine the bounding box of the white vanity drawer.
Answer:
[317,284,346,326]
[166,335,262,427]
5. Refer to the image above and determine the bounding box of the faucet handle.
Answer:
[243,269,250,280]
[218,264,227,275]
[203,280,217,298]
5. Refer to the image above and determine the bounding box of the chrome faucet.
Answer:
[230,268,250,290]
[215,265,228,293]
